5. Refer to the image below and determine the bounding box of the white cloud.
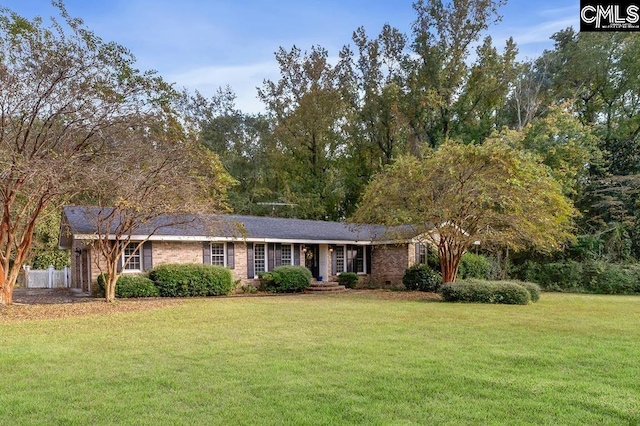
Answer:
[167,62,281,114]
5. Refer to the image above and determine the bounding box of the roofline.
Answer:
[72,233,383,245]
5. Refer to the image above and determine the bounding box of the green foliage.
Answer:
[458,253,490,280]
[259,266,312,293]
[402,264,442,292]
[441,280,531,305]
[97,274,159,298]
[337,272,359,289]
[148,264,234,297]
[516,260,640,294]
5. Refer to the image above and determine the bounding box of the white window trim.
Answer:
[280,243,294,266]
[254,243,266,279]
[335,245,367,275]
[210,242,227,267]
[122,242,142,273]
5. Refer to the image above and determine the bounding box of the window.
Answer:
[335,246,345,273]
[281,244,293,265]
[211,243,225,266]
[355,246,365,274]
[254,243,266,276]
[339,245,366,274]
[417,243,428,264]
[123,242,141,271]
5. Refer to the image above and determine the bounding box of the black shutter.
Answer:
[331,247,337,277]
[294,244,300,266]
[366,246,372,274]
[142,241,153,271]
[227,242,235,269]
[116,241,123,272]
[247,243,254,278]
[275,244,282,267]
[415,243,421,265]
[268,243,275,271]
[203,242,211,264]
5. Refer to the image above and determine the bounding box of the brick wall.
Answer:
[371,243,411,289]
[153,241,202,266]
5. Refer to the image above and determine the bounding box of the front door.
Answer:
[304,244,320,279]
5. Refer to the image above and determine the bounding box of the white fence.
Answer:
[23,266,70,289]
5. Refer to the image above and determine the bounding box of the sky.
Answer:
[1,0,579,113]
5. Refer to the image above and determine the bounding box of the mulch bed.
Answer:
[0,288,440,323]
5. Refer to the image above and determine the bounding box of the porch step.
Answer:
[306,281,347,293]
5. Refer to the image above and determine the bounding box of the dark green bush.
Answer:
[458,253,489,279]
[502,280,540,302]
[337,272,359,289]
[97,274,159,298]
[441,280,531,305]
[516,259,640,294]
[259,266,312,293]
[403,264,442,292]
[148,263,234,297]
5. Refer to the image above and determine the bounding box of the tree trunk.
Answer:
[0,263,14,305]
[105,274,118,303]
[439,241,462,283]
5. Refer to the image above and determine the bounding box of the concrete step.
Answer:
[306,281,348,293]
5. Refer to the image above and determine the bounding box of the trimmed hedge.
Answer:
[259,266,312,293]
[337,272,359,289]
[403,264,442,292]
[97,274,159,298]
[148,263,234,297]
[441,279,531,305]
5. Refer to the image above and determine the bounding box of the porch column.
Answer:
[318,244,329,281]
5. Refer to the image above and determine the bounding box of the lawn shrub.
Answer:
[502,280,541,302]
[148,264,234,297]
[458,253,489,279]
[516,260,640,294]
[259,265,312,293]
[441,279,531,305]
[402,264,442,292]
[337,272,359,289]
[97,274,159,298]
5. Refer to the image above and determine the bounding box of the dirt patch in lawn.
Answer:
[349,289,443,302]
[1,289,183,323]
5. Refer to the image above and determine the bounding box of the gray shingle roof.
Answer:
[62,206,411,243]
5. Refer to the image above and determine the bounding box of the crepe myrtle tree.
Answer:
[351,137,576,283]
[79,116,234,303]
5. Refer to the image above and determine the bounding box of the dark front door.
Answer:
[304,244,320,278]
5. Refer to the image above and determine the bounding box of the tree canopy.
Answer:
[352,139,576,282]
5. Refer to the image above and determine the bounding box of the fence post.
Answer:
[48,265,54,289]
[23,265,30,289]
[64,266,69,288]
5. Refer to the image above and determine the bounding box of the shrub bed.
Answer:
[441,279,531,305]
[259,266,312,293]
[97,274,159,298]
[516,260,640,294]
[148,264,234,297]
[337,272,359,289]
[402,264,442,292]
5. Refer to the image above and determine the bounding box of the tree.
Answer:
[352,138,575,282]
[258,45,348,220]
[78,118,232,303]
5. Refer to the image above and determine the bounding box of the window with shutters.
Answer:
[335,246,345,273]
[210,243,226,266]
[123,242,141,272]
[254,243,266,275]
[281,244,293,265]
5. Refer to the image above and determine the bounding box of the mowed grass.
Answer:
[0,293,638,425]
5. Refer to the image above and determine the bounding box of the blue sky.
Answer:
[2,0,578,113]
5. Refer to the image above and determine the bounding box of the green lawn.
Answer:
[0,292,638,425]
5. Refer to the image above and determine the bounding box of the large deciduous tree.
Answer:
[0,4,230,304]
[352,138,575,282]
